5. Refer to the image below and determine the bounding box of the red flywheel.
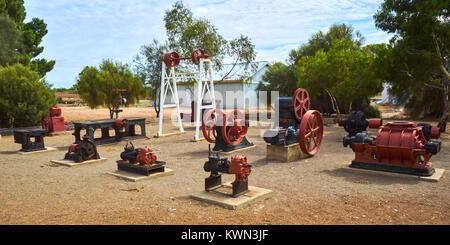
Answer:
[222,109,249,146]
[202,109,224,143]
[292,88,311,121]
[298,110,324,156]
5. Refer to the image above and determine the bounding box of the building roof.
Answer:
[212,61,269,82]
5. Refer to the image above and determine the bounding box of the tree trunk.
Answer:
[438,76,449,132]
[325,89,340,117]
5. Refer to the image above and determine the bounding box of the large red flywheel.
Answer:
[202,109,224,143]
[298,110,324,156]
[292,88,311,121]
[222,109,249,146]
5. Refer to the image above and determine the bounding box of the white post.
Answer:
[158,62,166,136]
[172,68,184,133]
[194,60,204,141]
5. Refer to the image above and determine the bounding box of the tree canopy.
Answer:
[0,0,55,76]
[77,60,147,118]
[374,0,449,125]
[258,24,381,116]
[135,1,257,116]
[0,64,56,127]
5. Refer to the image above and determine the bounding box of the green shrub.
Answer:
[0,64,56,127]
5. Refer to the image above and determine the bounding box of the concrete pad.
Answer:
[18,147,57,155]
[346,167,445,182]
[107,168,175,182]
[50,157,108,167]
[266,143,307,162]
[419,168,445,182]
[215,145,257,155]
[154,131,186,138]
[190,183,273,210]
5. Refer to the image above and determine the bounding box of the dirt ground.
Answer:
[0,106,449,225]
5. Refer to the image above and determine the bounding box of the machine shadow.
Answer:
[321,167,421,186]
[250,156,312,167]
[0,150,20,155]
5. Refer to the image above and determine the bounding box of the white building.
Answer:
[166,61,269,109]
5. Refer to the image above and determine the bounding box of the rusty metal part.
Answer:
[229,155,251,183]
[136,146,158,166]
[298,110,324,156]
[292,88,311,121]
[368,118,383,129]
[163,49,210,67]
[115,118,129,129]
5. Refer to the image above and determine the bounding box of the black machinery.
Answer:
[203,145,252,197]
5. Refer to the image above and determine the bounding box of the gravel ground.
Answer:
[0,112,449,225]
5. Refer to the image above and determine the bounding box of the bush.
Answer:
[0,64,56,127]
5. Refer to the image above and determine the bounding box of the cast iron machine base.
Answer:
[13,128,48,152]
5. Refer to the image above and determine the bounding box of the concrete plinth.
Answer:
[18,147,57,155]
[346,166,445,182]
[107,168,175,182]
[190,183,273,210]
[266,143,306,162]
[50,157,108,167]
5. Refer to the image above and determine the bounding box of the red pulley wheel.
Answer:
[292,88,311,121]
[298,110,324,156]
[222,109,248,146]
[164,51,180,67]
[202,109,223,143]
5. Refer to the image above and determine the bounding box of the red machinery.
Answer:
[41,107,66,132]
[118,141,166,176]
[202,108,254,152]
[164,49,210,67]
[339,111,442,176]
[203,145,252,197]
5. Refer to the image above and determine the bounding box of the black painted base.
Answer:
[231,181,249,197]
[350,161,435,177]
[117,160,166,176]
[212,136,254,153]
[205,174,222,191]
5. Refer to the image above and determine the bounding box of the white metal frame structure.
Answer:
[157,58,216,140]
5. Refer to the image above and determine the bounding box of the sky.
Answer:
[23,0,393,88]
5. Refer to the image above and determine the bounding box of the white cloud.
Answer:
[23,0,391,88]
